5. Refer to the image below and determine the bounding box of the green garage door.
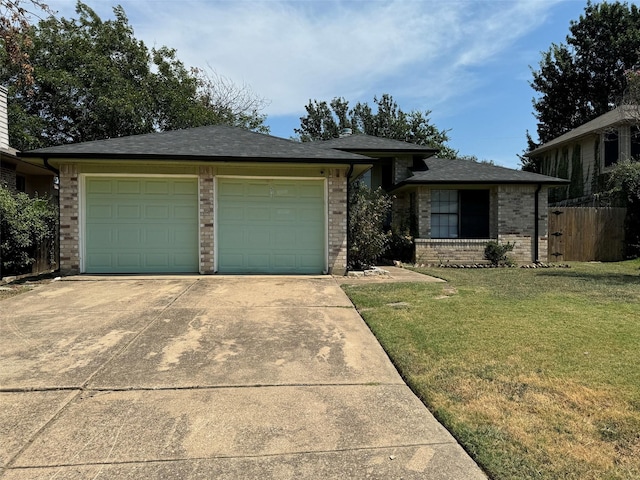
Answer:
[217,178,325,274]
[84,177,198,273]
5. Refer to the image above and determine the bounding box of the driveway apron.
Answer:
[0,276,486,479]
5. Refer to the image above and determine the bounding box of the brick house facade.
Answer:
[319,135,565,265]
[21,126,367,275]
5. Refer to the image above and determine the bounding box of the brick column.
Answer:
[59,164,80,274]
[327,169,347,275]
[416,186,431,237]
[199,167,215,274]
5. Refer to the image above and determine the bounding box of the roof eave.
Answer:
[391,178,570,192]
[18,152,373,164]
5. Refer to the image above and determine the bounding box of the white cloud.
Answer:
[43,0,560,115]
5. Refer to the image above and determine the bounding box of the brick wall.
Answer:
[394,156,412,184]
[327,168,348,275]
[497,184,547,263]
[413,184,549,265]
[58,164,80,274]
[199,166,215,274]
[415,238,489,264]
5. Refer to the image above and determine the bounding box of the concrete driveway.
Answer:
[0,276,485,479]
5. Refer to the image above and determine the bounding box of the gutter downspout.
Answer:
[345,164,354,274]
[534,183,542,263]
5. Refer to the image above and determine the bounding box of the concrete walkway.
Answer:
[0,276,485,479]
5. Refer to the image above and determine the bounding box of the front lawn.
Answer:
[342,261,640,480]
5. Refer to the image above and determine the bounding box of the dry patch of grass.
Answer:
[343,260,640,479]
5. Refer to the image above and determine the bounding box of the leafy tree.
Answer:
[295,94,457,158]
[0,0,51,86]
[0,185,57,276]
[529,1,640,147]
[348,182,392,270]
[606,160,640,257]
[2,1,269,150]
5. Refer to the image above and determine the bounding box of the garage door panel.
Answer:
[116,180,141,194]
[144,180,170,195]
[273,254,296,268]
[173,205,197,220]
[217,178,325,274]
[145,229,170,246]
[116,227,142,245]
[246,183,270,197]
[145,205,169,218]
[85,177,198,273]
[247,254,270,268]
[219,206,245,222]
[87,204,113,219]
[117,205,141,219]
[298,183,323,197]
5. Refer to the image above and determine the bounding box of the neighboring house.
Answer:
[20,127,567,275]
[528,105,640,204]
[0,86,57,197]
[319,134,567,265]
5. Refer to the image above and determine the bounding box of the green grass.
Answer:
[342,261,640,480]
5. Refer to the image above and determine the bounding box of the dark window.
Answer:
[381,163,393,191]
[604,130,619,167]
[431,189,490,239]
[16,175,26,192]
[460,190,490,238]
[631,126,640,160]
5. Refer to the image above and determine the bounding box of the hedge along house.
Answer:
[319,134,568,265]
[19,126,373,275]
[528,105,640,205]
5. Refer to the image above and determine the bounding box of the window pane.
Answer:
[460,190,490,238]
[604,131,619,167]
[632,126,640,160]
[431,190,460,238]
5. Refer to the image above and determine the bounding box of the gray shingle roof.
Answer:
[19,125,372,163]
[529,105,640,156]
[316,134,438,155]
[395,158,569,187]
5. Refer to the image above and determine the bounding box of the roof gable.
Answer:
[530,105,640,156]
[19,125,371,163]
[316,134,438,156]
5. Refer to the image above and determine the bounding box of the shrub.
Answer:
[606,160,640,258]
[385,229,414,263]
[0,185,57,276]
[484,241,515,266]
[348,182,392,270]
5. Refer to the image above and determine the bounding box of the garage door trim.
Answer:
[214,175,328,274]
[79,174,200,274]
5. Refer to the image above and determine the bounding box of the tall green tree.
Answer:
[2,1,268,150]
[529,1,640,148]
[295,94,457,158]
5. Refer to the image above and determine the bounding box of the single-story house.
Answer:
[19,126,373,275]
[318,134,568,265]
[19,126,567,275]
[528,105,640,204]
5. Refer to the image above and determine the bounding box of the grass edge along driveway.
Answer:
[342,261,640,480]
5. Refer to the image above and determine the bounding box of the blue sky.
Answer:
[43,0,593,169]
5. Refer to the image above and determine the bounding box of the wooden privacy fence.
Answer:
[548,207,626,262]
